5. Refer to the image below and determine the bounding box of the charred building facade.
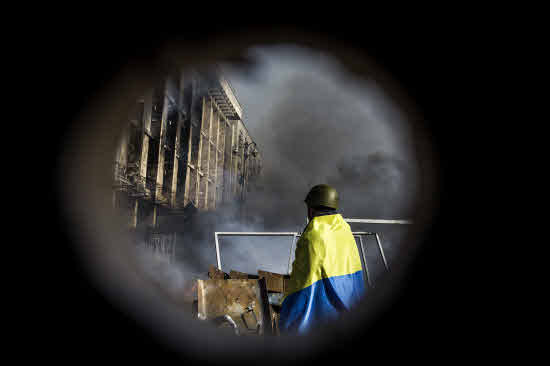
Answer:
[113,68,262,233]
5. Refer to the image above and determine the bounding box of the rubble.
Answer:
[196,278,272,336]
[194,265,289,336]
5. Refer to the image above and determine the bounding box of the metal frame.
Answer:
[214,232,299,272]
[355,234,372,287]
[344,218,413,225]
[343,218,413,272]
[213,218,412,287]
[214,231,377,288]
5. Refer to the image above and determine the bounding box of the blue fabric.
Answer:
[279,270,365,334]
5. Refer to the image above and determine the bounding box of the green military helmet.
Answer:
[304,184,339,210]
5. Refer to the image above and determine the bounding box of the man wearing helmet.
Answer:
[279,184,366,334]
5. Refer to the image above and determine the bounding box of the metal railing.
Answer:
[344,218,413,225]
[213,218,412,288]
[214,232,299,273]
[343,218,413,274]
[214,231,385,288]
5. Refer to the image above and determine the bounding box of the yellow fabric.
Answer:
[284,214,363,300]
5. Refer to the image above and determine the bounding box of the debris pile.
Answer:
[191,265,290,336]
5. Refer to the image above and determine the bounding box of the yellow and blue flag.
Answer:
[279,214,365,334]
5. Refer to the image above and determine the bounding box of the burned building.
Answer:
[112,68,262,239]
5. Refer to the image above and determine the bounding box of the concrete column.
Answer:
[208,98,229,205]
[232,124,238,195]
[197,97,206,209]
[183,74,202,207]
[171,71,185,207]
[243,140,251,199]
[195,170,200,208]
[242,138,248,198]
[223,120,232,203]
[183,114,195,206]
[183,123,193,206]
[238,127,245,197]
[155,80,170,202]
[212,110,220,208]
[197,97,216,210]
[206,99,215,209]
[209,109,217,209]
[217,118,226,205]
[129,92,153,226]
[204,99,214,209]
[139,92,153,189]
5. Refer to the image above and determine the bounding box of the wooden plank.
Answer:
[258,270,287,293]
[229,270,249,279]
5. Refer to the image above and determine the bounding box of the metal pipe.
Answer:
[223,314,240,336]
[215,232,299,236]
[357,235,372,288]
[296,231,375,237]
[215,232,222,270]
[375,233,389,272]
[344,218,413,224]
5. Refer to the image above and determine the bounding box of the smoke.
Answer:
[132,45,421,297]
[329,151,417,218]
[217,46,419,276]
[134,243,197,305]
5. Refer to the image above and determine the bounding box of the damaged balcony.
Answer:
[207,70,243,121]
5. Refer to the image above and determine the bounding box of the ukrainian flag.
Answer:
[279,214,365,334]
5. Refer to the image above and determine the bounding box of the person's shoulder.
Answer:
[304,220,333,245]
[312,214,343,232]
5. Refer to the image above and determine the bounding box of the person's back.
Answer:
[279,187,366,334]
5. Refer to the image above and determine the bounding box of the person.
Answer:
[279,184,366,334]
